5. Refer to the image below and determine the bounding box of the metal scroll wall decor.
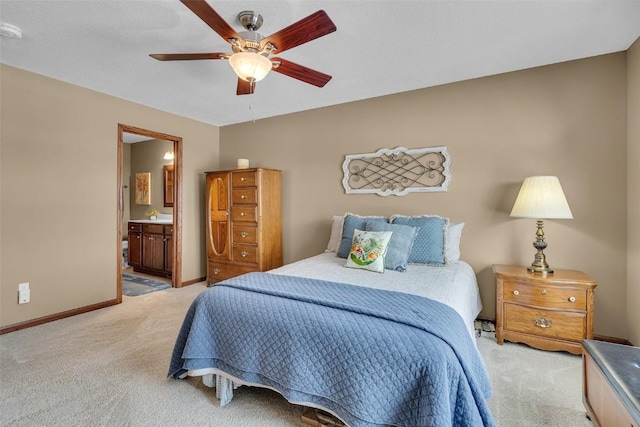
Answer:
[342,146,451,196]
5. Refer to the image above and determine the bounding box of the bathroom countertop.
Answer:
[128,219,172,224]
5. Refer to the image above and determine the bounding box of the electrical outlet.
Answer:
[18,282,29,292]
[18,289,30,304]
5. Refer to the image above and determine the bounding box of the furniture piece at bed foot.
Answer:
[582,339,640,427]
[493,264,597,355]
[301,408,346,427]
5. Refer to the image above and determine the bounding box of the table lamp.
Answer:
[510,176,573,274]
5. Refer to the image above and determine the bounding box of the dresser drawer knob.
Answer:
[241,251,249,257]
[569,296,576,303]
[240,212,246,216]
[240,177,247,182]
[534,317,552,328]
[240,232,249,238]
[213,268,220,275]
[541,289,547,295]
[241,195,247,199]
[513,290,519,296]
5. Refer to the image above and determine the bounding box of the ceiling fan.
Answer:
[150,0,337,95]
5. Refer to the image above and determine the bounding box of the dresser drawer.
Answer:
[232,171,256,187]
[503,281,587,310]
[233,224,257,244]
[233,245,257,264]
[208,261,256,283]
[231,206,257,222]
[232,188,257,205]
[504,304,586,342]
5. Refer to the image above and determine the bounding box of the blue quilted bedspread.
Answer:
[169,272,496,427]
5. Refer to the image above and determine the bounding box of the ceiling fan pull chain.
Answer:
[249,89,256,123]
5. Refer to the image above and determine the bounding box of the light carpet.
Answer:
[0,283,592,427]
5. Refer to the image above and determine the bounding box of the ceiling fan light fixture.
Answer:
[228,52,272,82]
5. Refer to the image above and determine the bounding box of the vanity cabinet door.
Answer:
[127,222,142,267]
[142,232,165,271]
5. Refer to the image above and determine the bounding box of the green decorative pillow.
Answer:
[344,229,393,273]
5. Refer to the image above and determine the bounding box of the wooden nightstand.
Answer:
[494,264,597,355]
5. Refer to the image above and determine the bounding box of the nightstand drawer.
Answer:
[504,304,586,342]
[503,281,587,310]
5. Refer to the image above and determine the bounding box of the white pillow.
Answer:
[344,229,393,273]
[445,222,465,264]
[325,215,345,253]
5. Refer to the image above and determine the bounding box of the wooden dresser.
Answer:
[494,264,597,355]
[583,339,640,427]
[205,168,282,284]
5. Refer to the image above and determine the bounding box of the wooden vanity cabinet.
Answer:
[205,168,282,284]
[127,221,173,278]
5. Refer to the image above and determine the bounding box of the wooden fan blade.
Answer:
[270,58,332,87]
[236,78,255,96]
[180,0,243,43]
[261,10,336,54]
[150,53,228,61]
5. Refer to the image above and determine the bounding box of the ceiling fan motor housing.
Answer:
[238,11,263,31]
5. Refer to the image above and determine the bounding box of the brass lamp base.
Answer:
[528,219,553,275]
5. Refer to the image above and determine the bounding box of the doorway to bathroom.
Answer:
[117,124,182,302]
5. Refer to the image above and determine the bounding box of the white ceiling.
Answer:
[1,1,639,127]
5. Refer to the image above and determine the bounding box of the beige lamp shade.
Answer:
[510,176,573,219]
[228,52,273,82]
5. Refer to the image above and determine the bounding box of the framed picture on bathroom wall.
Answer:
[135,172,151,205]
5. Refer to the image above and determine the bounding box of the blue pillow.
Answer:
[365,221,417,272]
[337,214,387,258]
[390,215,449,265]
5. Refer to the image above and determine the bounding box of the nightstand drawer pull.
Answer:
[240,232,249,238]
[569,296,576,303]
[513,290,520,296]
[241,251,249,257]
[541,289,547,295]
[534,317,552,328]
[213,268,220,275]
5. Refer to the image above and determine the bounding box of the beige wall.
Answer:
[628,37,640,346]
[221,53,629,339]
[128,139,174,221]
[0,65,219,328]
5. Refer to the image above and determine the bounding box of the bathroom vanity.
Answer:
[127,218,173,278]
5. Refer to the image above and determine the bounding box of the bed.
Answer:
[169,214,496,427]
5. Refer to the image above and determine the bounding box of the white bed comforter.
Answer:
[269,252,483,341]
